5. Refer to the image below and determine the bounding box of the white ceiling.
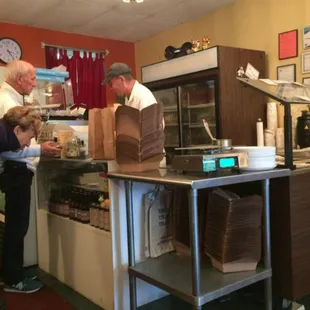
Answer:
[0,0,234,43]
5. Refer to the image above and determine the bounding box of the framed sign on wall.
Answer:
[277,64,296,82]
[278,29,298,60]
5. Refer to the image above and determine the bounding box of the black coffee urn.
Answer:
[297,110,310,148]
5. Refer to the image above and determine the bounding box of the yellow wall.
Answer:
[135,0,310,82]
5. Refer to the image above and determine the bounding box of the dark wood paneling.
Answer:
[268,173,310,301]
[290,173,310,299]
[217,46,266,145]
[269,177,293,300]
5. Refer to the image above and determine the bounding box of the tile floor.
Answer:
[38,268,102,310]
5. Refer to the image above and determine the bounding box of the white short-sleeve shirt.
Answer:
[125,81,157,110]
[124,80,166,167]
[0,82,23,118]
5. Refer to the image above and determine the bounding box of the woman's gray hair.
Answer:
[4,106,42,136]
[4,60,35,81]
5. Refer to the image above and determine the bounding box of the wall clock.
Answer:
[0,37,22,64]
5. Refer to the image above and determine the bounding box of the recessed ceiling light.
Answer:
[122,0,144,3]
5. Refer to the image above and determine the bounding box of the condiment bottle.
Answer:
[80,140,87,158]
[93,196,101,228]
[48,189,56,214]
[52,137,61,158]
[103,199,110,231]
[90,202,97,226]
[98,195,105,229]
[66,136,80,158]
[80,191,90,224]
[69,188,77,220]
[62,187,70,217]
[55,189,61,215]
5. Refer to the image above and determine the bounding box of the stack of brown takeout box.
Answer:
[115,103,165,173]
[204,188,263,273]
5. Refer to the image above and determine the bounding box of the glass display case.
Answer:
[37,158,110,231]
[237,77,310,169]
[26,80,69,111]
[25,68,78,120]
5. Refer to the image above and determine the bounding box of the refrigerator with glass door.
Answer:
[153,78,217,164]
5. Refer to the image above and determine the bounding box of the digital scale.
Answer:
[171,145,248,174]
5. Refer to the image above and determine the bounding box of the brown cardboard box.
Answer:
[116,154,164,173]
[115,104,164,140]
[116,138,165,162]
[115,103,165,173]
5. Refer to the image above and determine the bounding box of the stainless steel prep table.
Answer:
[108,168,290,310]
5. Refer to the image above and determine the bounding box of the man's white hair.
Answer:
[4,60,35,81]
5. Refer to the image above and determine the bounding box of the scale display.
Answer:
[202,156,238,172]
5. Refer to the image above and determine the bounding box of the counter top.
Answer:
[40,157,108,164]
[108,168,290,189]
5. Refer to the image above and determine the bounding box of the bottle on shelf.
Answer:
[62,187,70,218]
[80,140,87,158]
[90,202,98,226]
[80,190,90,224]
[103,199,110,231]
[69,188,77,220]
[93,195,101,228]
[98,195,105,230]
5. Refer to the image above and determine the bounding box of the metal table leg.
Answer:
[125,180,137,310]
[189,188,202,310]
[262,179,272,310]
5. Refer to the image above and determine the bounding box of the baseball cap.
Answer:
[103,62,132,84]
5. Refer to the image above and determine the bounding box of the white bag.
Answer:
[144,186,174,258]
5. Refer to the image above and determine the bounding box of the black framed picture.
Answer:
[277,64,296,82]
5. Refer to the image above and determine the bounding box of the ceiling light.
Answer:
[122,0,144,3]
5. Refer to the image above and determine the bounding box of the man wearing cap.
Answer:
[103,62,157,111]
[103,62,166,167]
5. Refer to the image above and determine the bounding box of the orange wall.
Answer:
[0,22,136,106]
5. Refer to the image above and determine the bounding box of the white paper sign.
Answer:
[245,63,260,80]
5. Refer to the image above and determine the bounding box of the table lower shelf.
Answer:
[129,253,271,307]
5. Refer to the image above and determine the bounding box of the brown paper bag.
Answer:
[88,108,104,159]
[101,105,119,160]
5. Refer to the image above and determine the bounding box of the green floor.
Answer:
[37,268,308,310]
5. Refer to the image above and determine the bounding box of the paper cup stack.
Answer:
[234,146,276,171]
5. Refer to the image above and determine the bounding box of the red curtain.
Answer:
[45,46,107,109]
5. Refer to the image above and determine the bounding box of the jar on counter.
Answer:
[66,137,80,158]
